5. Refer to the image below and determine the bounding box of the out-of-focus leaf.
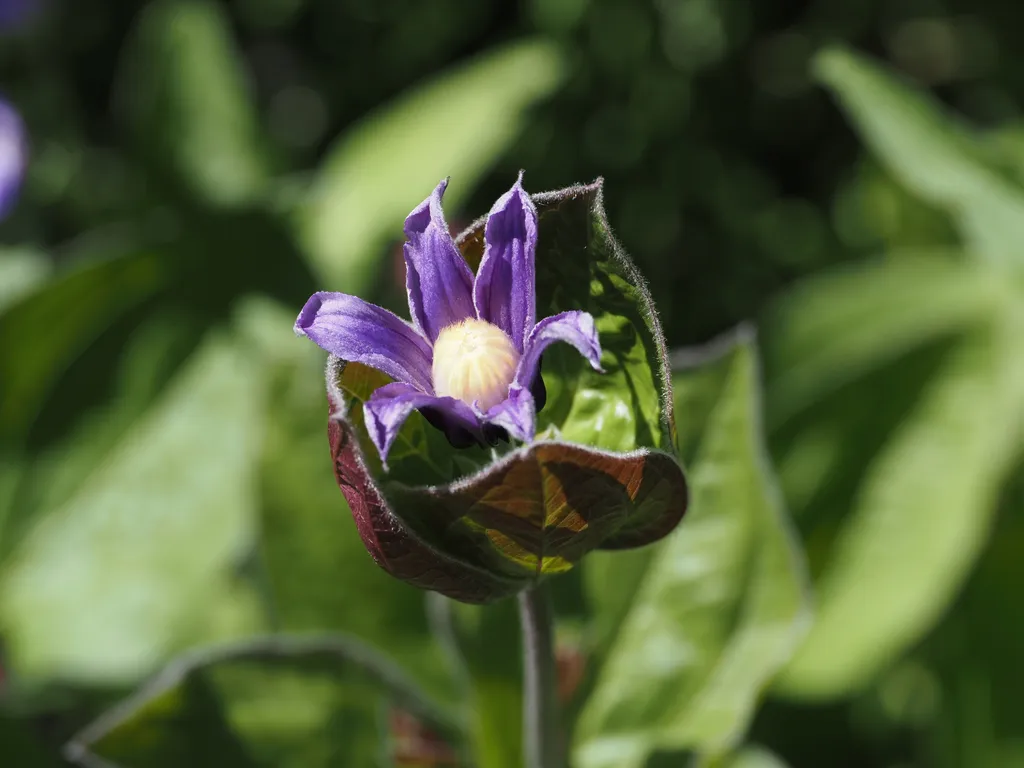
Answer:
[300,40,564,290]
[0,459,21,549]
[446,598,523,768]
[778,321,1024,698]
[0,333,262,684]
[669,327,753,466]
[715,746,791,768]
[0,716,63,767]
[814,48,1024,266]
[917,474,1024,767]
[1,309,206,563]
[831,158,960,254]
[762,254,1007,424]
[0,251,167,443]
[67,635,459,768]
[458,180,677,456]
[0,247,49,312]
[575,335,810,768]
[234,297,461,712]
[114,0,269,206]
[582,329,751,660]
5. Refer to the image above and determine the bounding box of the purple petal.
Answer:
[0,99,27,220]
[485,385,536,442]
[295,292,434,393]
[364,382,483,464]
[473,172,537,352]
[516,311,603,390]
[404,179,475,342]
[0,0,37,30]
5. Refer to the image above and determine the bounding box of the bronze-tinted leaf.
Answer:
[327,357,687,603]
[322,180,687,603]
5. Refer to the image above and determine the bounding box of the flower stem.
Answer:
[518,584,561,768]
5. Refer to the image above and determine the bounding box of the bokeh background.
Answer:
[1,0,1022,766]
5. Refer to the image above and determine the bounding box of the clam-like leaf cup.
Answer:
[323,180,688,603]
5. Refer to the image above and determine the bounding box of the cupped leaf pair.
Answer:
[296,177,687,602]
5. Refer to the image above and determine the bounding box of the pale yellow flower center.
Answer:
[432,319,519,411]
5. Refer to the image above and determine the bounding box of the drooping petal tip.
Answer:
[402,177,448,238]
[293,290,324,336]
[295,291,435,393]
[515,310,604,397]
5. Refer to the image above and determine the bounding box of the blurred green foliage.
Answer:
[1,1,1023,767]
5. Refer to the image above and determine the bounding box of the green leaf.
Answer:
[299,39,564,290]
[329,356,686,603]
[778,320,1024,698]
[0,332,263,684]
[669,328,752,466]
[68,635,459,768]
[813,47,1024,266]
[574,335,810,768]
[1,310,207,561]
[0,716,63,767]
[114,0,269,206]
[762,254,1008,424]
[457,180,677,455]
[446,598,523,768]
[234,297,461,712]
[916,476,1024,766]
[0,247,50,313]
[0,250,167,444]
[714,746,791,768]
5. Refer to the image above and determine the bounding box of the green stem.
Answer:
[518,584,561,768]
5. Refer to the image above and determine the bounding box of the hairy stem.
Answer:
[519,584,561,768]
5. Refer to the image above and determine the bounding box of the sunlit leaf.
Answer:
[762,254,1007,424]
[0,247,49,313]
[574,334,810,768]
[234,297,461,712]
[814,47,1024,266]
[716,746,792,768]
[0,310,206,568]
[114,0,269,206]
[299,40,564,290]
[0,333,262,684]
[778,319,1024,698]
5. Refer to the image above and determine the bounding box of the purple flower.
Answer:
[295,174,603,464]
[0,98,27,220]
[0,0,39,29]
